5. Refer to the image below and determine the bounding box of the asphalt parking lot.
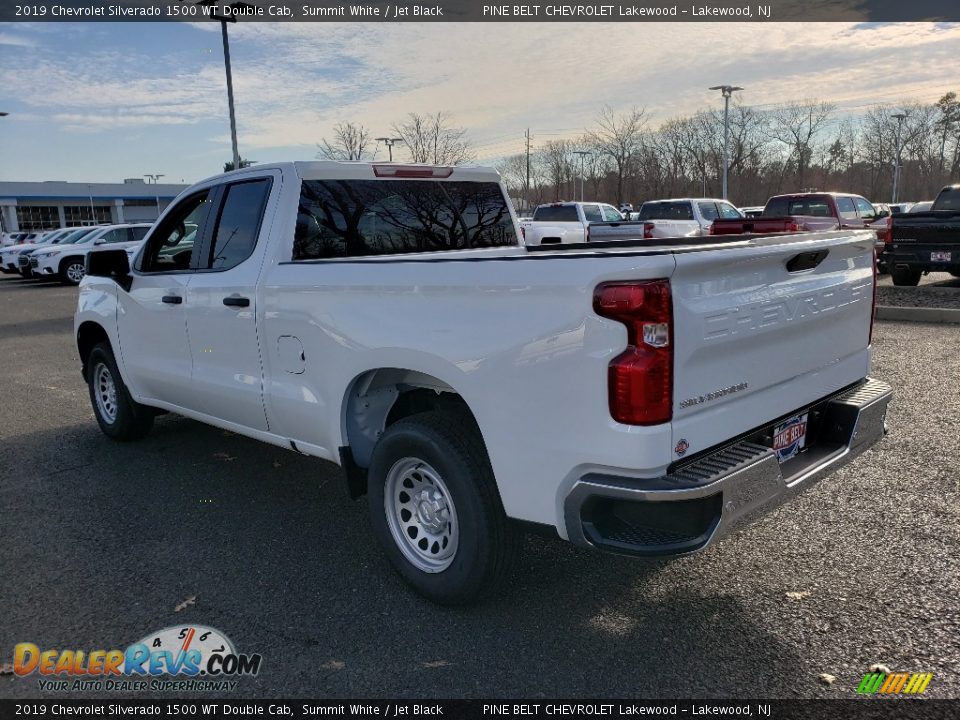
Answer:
[0,274,958,700]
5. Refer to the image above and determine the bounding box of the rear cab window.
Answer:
[933,187,960,211]
[639,202,694,221]
[764,196,833,218]
[294,180,518,259]
[532,204,580,223]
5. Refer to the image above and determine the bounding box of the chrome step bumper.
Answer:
[564,378,893,556]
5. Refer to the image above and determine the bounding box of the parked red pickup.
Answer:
[710,193,891,241]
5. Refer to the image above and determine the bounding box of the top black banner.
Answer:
[2,0,959,23]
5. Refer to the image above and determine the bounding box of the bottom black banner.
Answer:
[1,700,957,720]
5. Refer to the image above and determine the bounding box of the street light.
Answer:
[891,112,907,204]
[375,137,404,162]
[572,150,592,202]
[145,174,165,218]
[709,85,743,200]
[195,1,255,172]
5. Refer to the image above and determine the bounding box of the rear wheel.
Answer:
[60,257,85,285]
[87,342,154,441]
[367,411,519,605]
[890,267,921,286]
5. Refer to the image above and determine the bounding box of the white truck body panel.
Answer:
[76,162,888,549]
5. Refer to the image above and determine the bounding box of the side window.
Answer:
[836,197,858,221]
[718,202,742,219]
[697,202,720,221]
[582,205,603,222]
[100,228,128,244]
[601,205,623,222]
[139,191,212,273]
[130,226,150,242]
[205,179,271,271]
[854,197,876,221]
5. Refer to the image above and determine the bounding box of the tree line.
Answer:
[318,92,960,210]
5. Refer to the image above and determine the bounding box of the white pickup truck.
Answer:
[632,198,744,239]
[76,161,892,604]
[519,201,625,245]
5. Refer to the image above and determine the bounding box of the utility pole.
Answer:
[891,112,907,204]
[573,150,591,202]
[375,137,404,162]
[145,174,165,218]
[525,128,532,212]
[709,85,743,200]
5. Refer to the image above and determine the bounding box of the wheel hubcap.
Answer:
[94,363,118,423]
[67,263,85,282]
[384,458,458,573]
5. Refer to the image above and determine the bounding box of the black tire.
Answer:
[890,267,922,287]
[60,257,86,285]
[367,411,519,605]
[86,342,154,441]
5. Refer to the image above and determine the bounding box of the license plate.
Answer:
[773,413,808,463]
[931,251,951,262]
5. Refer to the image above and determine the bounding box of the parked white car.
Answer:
[1,230,76,275]
[75,161,891,604]
[33,223,152,284]
[519,201,625,245]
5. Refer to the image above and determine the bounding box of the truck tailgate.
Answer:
[669,230,875,458]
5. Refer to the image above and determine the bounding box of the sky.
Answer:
[0,20,958,184]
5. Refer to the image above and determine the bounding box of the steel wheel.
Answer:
[66,262,85,283]
[93,362,118,424]
[384,457,459,573]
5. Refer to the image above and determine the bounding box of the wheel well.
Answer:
[60,255,84,271]
[341,369,482,498]
[77,321,110,379]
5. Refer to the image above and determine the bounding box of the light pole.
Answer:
[145,174,165,218]
[375,137,404,162]
[891,112,907,204]
[195,1,254,172]
[572,150,591,202]
[709,85,743,200]
[87,185,96,225]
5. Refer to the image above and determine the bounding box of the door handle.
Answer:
[223,296,250,308]
[161,295,183,304]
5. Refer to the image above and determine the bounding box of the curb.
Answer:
[875,306,960,324]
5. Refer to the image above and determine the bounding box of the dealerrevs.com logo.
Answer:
[13,625,262,692]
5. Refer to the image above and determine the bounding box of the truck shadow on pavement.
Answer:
[1,415,806,699]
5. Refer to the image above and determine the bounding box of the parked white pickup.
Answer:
[633,198,744,238]
[519,201,625,245]
[75,161,891,604]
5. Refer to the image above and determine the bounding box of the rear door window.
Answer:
[697,202,720,221]
[582,205,603,222]
[295,180,518,259]
[205,179,272,271]
[836,197,858,221]
[601,205,623,222]
[717,202,742,219]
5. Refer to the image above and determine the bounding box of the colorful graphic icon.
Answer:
[857,672,933,695]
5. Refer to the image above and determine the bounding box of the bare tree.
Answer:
[392,111,473,165]
[588,106,648,206]
[764,101,835,190]
[318,122,373,162]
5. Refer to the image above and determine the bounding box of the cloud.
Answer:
[0,32,37,47]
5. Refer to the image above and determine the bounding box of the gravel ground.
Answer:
[0,274,957,701]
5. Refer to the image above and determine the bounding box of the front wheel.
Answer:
[367,411,519,605]
[60,257,86,285]
[890,267,921,286]
[87,342,154,441]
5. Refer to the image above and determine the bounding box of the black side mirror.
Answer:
[86,249,132,291]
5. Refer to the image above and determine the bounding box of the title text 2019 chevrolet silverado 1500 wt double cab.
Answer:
[882,184,960,285]
[76,162,892,604]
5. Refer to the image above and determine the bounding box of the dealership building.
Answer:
[0,179,189,232]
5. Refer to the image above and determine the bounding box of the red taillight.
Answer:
[882,216,893,244]
[643,222,654,240]
[593,280,673,425]
[786,221,801,232]
[372,165,454,178]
